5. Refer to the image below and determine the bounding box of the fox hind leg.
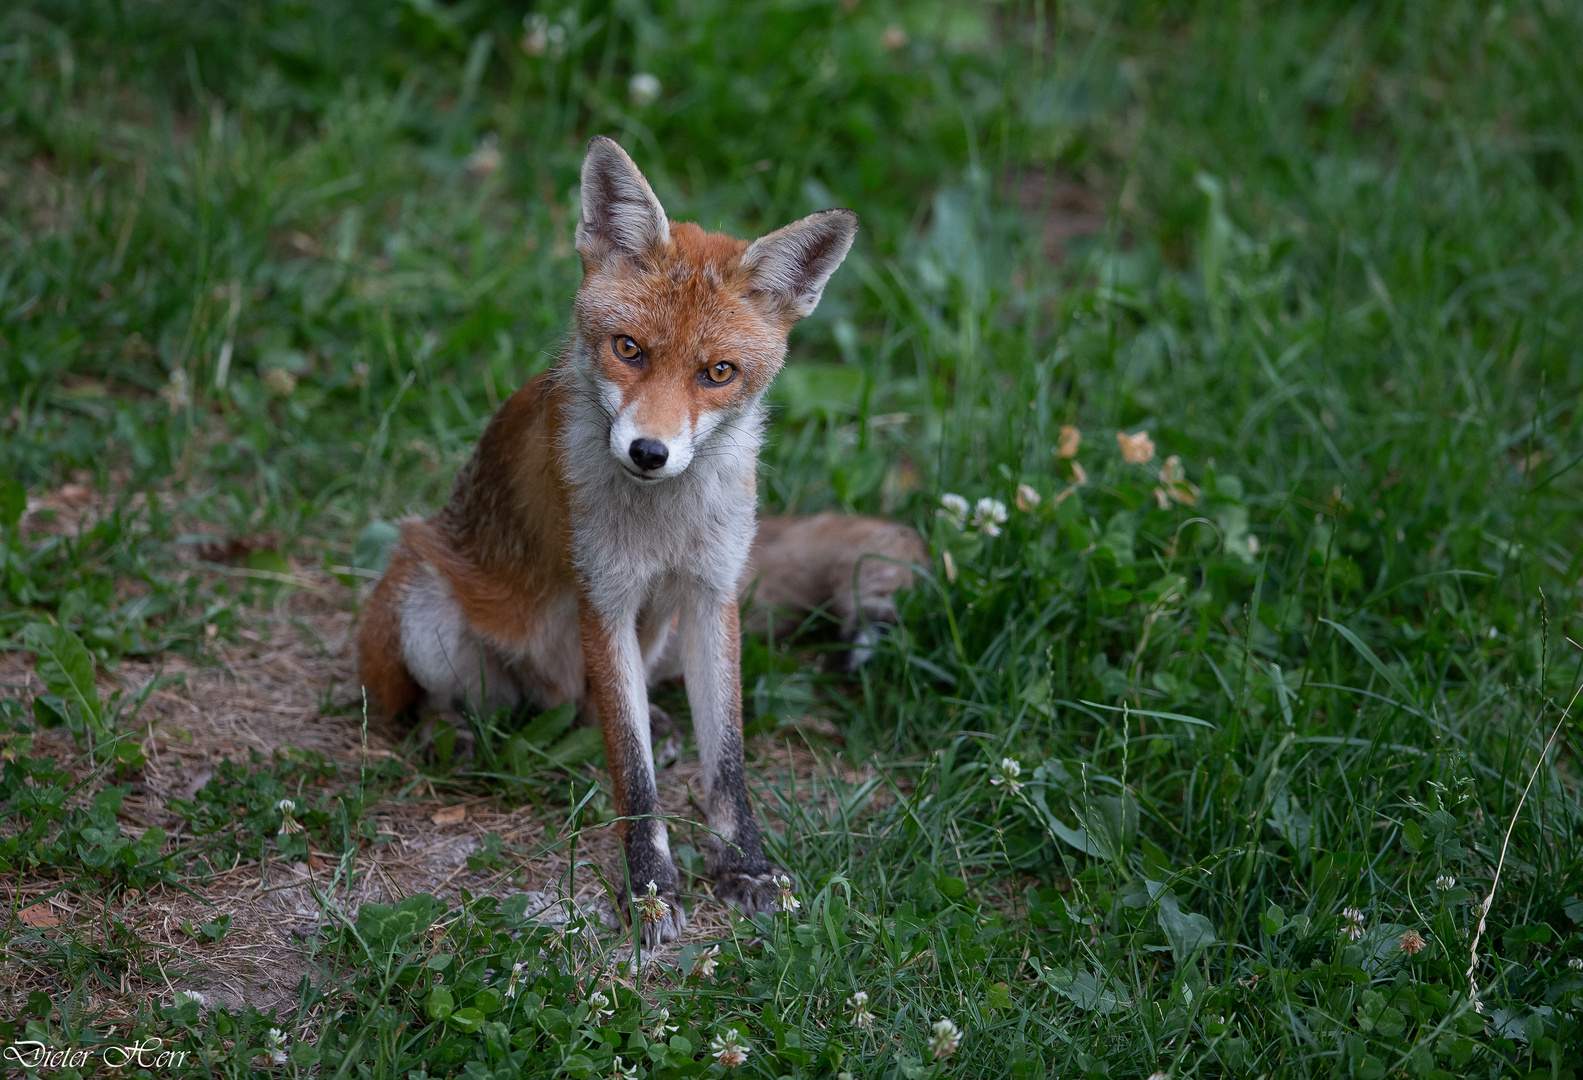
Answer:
[357,546,424,720]
[396,561,524,719]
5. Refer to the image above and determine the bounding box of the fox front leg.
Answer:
[579,600,687,946]
[683,591,786,915]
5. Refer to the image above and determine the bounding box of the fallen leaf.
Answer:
[432,805,468,826]
[308,853,329,873]
[19,902,63,928]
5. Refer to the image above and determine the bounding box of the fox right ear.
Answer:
[576,136,670,268]
[741,208,859,320]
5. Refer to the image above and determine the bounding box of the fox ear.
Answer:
[576,136,670,267]
[741,208,858,319]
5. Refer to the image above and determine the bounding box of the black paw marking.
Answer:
[714,868,791,918]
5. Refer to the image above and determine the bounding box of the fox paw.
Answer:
[631,888,688,949]
[714,868,792,918]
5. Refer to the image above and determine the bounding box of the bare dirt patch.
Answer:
[2,572,870,1022]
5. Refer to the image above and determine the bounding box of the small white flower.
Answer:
[1569,957,1583,971]
[262,366,297,397]
[938,493,970,528]
[466,133,502,176]
[972,497,1008,537]
[608,1056,640,1080]
[1435,874,1456,891]
[520,14,566,58]
[276,798,303,836]
[521,13,549,54]
[691,944,720,980]
[504,960,526,999]
[173,989,208,1009]
[628,72,662,107]
[990,757,1023,795]
[929,1017,961,1060]
[846,990,873,1029]
[161,368,190,413]
[1341,906,1365,941]
[635,880,670,925]
[586,988,614,1023]
[1147,1072,1169,1080]
[647,1006,679,1040]
[775,874,800,914]
[1015,483,1041,511]
[711,1027,750,1067]
[265,1027,287,1065]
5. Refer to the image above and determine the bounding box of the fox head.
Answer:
[569,136,857,483]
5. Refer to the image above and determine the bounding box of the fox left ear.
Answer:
[577,136,671,268]
[741,208,858,319]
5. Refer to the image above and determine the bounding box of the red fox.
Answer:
[357,137,922,943]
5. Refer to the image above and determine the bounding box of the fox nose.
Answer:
[628,438,669,472]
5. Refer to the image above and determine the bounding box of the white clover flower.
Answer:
[466,133,502,176]
[647,1006,679,1040]
[1397,929,1426,955]
[1435,874,1456,891]
[930,1017,961,1060]
[938,493,970,528]
[972,497,1008,537]
[711,1027,750,1067]
[504,960,526,999]
[262,366,297,397]
[276,798,303,836]
[265,1027,287,1065]
[161,369,190,413]
[990,757,1023,795]
[775,875,800,914]
[1341,906,1366,941]
[846,990,873,1029]
[521,13,549,54]
[635,880,670,925]
[586,988,614,1023]
[691,944,720,980]
[1570,958,1583,971]
[628,72,662,107]
[608,1056,640,1080]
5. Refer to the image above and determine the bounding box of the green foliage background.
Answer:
[2,0,1582,1077]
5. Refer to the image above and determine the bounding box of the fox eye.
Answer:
[612,335,643,363]
[703,361,736,386]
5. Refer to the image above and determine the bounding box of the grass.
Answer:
[3,0,1583,1076]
